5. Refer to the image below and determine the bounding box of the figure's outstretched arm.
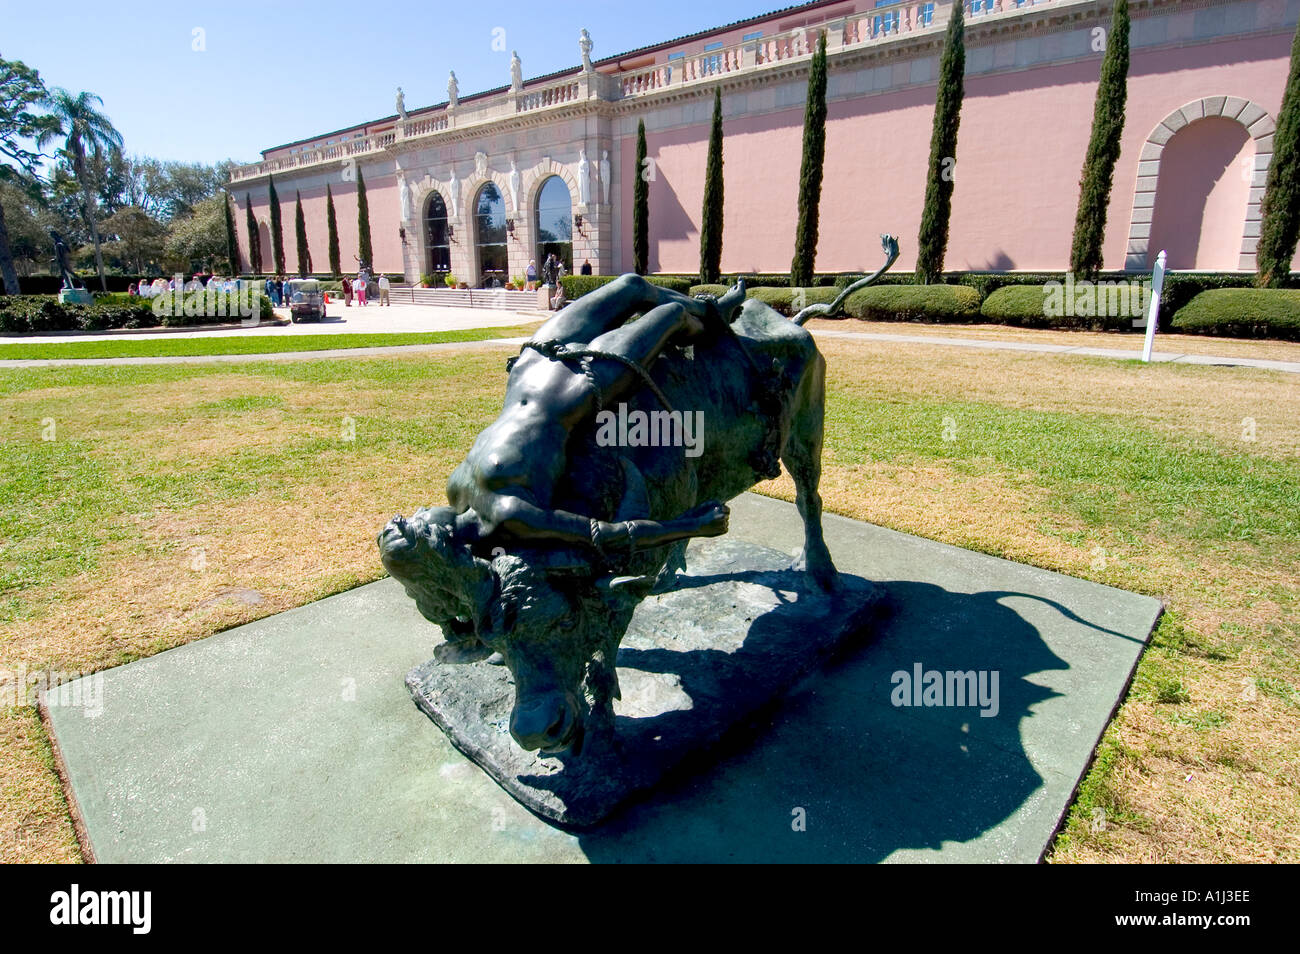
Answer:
[482,493,728,555]
[534,273,725,346]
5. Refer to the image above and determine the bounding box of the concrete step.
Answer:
[388,285,546,311]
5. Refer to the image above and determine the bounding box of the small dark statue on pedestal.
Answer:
[380,237,899,763]
[50,229,82,290]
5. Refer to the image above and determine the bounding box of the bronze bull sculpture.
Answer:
[379,236,899,757]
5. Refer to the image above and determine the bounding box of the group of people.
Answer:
[339,269,391,307]
[522,256,590,294]
[126,272,395,309]
[128,275,242,297]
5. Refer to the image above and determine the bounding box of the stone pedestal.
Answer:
[406,536,887,828]
[59,287,94,305]
[43,493,1164,863]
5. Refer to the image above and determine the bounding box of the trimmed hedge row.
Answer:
[559,274,695,299]
[843,285,982,322]
[0,296,156,333]
[560,271,1299,339]
[687,284,840,315]
[1170,289,1300,340]
[0,292,273,334]
[980,284,1136,331]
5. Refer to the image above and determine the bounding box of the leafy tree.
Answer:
[0,56,59,293]
[1070,0,1130,279]
[634,119,648,275]
[1258,20,1300,287]
[164,194,226,272]
[294,189,311,276]
[0,180,55,277]
[102,205,165,273]
[121,155,233,221]
[244,193,262,274]
[223,192,239,274]
[791,31,828,288]
[916,3,966,285]
[356,167,373,268]
[38,88,124,291]
[268,174,285,274]
[699,86,725,284]
[326,183,340,277]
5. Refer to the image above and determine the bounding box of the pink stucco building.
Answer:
[228,0,1300,283]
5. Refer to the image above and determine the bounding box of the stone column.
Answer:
[400,225,420,283]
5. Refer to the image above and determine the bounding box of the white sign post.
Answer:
[1142,249,1167,363]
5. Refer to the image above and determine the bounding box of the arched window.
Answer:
[534,176,573,276]
[425,191,450,276]
[474,182,507,286]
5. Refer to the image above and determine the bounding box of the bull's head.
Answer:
[379,511,654,757]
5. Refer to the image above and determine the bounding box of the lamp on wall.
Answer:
[574,213,586,238]
[506,217,516,239]
[399,226,407,245]
[447,223,457,244]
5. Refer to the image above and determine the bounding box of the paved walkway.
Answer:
[0,337,534,368]
[2,322,1297,373]
[3,300,543,345]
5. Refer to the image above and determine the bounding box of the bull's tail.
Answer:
[792,234,900,326]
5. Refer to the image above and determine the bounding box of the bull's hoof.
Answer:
[792,546,838,592]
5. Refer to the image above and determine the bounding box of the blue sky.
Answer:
[2,0,778,165]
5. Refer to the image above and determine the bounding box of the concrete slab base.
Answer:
[44,493,1161,862]
[406,537,886,828]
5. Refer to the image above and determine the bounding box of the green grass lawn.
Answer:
[0,325,540,361]
[1,339,1297,862]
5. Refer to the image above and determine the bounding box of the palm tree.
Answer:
[38,89,123,292]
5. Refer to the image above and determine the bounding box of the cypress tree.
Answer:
[916,4,965,285]
[791,31,829,288]
[1069,0,1130,279]
[244,193,262,274]
[326,183,341,278]
[294,190,311,276]
[223,191,239,275]
[1257,20,1300,287]
[357,167,373,269]
[268,174,285,274]
[699,86,725,284]
[634,119,649,275]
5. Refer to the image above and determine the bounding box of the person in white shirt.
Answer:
[378,274,390,306]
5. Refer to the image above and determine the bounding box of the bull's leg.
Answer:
[783,352,838,590]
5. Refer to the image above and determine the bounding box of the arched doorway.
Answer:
[1149,117,1253,269]
[424,191,450,277]
[534,176,573,276]
[473,182,507,286]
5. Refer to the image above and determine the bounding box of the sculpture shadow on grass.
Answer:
[543,575,1093,862]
